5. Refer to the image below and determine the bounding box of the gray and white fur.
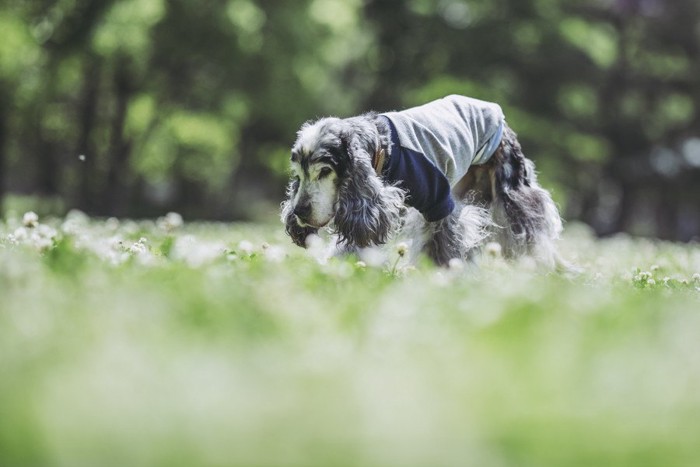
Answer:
[281,111,568,270]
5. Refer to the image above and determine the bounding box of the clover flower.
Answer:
[632,270,655,287]
[157,212,184,232]
[23,211,39,228]
[396,242,408,257]
[263,245,285,263]
[172,235,227,267]
[237,240,254,255]
[105,217,120,231]
[390,242,410,275]
[61,210,90,235]
[485,242,502,258]
[448,258,464,271]
[129,238,148,254]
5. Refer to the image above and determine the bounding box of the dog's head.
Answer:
[281,116,404,248]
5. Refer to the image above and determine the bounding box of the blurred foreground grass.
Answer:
[1,211,700,467]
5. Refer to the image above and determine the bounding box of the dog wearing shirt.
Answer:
[281,95,566,269]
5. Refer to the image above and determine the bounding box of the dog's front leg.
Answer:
[423,203,493,266]
[423,209,466,267]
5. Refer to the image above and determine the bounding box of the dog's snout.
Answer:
[293,203,311,222]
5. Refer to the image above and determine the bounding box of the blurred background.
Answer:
[0,0,699,240]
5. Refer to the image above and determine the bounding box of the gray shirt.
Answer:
[381,95,505,186]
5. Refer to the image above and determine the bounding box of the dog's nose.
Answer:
[293,204,311,222]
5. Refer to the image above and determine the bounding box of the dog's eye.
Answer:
[318,167,333,179]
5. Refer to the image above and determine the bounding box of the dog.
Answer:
[281,95,567,269]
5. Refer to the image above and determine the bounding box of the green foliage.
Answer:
[227,0,266,52]
[557,84,599,120]
[43,236,85,273]
[1,0,700,236]
[92,0,165,58]
[0,12,40,77]
[408,76,510,107]
[132,108,238,186]
[1,215,700,466]
[124,93,156,139]
[559,17,618,69]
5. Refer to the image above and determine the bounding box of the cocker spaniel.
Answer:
[281,95,567,269]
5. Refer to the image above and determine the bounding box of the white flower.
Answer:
[238,240,254,255]
[172,235,227,267]
[263,245,285,263]
[636,271,652,281]
[32,235,54,252]
[13,227,28,241]
[306,234,333,264]
[129,241,147,254]
[23,211,39,228]
[36,224,57,238]
[157,212,184,231]
[105,217,120,230]
[396,242,408,257]
[448,258,464,270]
[485,242,502,258]
[692,273,700,284]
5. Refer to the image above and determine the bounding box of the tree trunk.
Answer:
[34,59,61,197]
[35,129,59,196]
[655,182,679,240]
[104,59,133,216]
[76,56,102,213]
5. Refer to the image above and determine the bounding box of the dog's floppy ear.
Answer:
[333,129,404,248]
[281,180,318,248]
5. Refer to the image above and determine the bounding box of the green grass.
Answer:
[1,211,699,467]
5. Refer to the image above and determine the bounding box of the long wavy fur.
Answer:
[283,111,569,271]
[490,125,564,267]
[424,201,493,265]
[333,124,405,248]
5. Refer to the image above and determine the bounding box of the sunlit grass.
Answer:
[1,212,699,466]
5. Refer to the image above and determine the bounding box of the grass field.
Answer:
[1,211,700,467]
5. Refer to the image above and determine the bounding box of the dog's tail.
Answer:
[490,125,565,269]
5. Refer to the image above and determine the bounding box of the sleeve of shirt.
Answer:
[384,145,455,222]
